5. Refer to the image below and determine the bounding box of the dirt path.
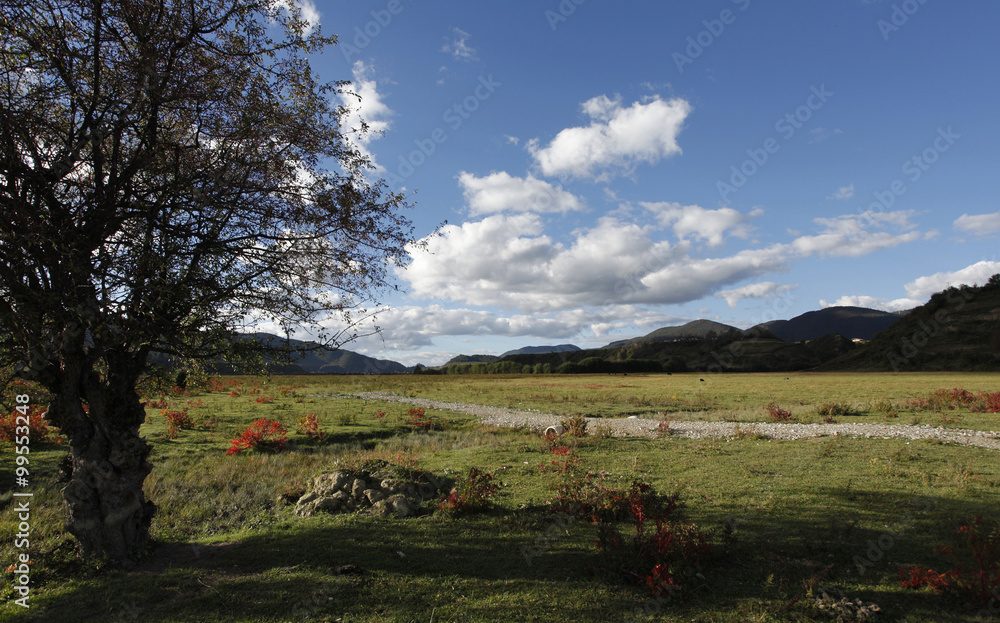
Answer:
[334,392,1000,451]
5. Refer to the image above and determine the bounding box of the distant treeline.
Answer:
[415,357,688,375]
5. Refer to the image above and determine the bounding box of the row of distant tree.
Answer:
[414,357,688,375]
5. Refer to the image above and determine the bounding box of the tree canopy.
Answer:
[0,0,414,560]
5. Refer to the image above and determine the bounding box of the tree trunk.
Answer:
[45,353,156,561]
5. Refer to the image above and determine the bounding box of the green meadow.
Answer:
[2,372,999,622]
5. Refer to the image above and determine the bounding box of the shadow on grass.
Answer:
[14,485,999,622]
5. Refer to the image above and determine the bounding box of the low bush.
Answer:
[406,407,437,430]
[764,402,792,422]
[587,480,710,597]
[816,402,855,417]
[559,414,588,437]
[0,406,63,445]
[899,514,1000,610]
[297,413,326,440]
[226,418,289,455]
[439,467,499,514]
[162,408,194,439]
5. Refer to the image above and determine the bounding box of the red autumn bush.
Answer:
[406,407,436,430]
[439,467,498,514]
[764,402,792,422]
[226,419,289,455]
[296,413,326,440]
[590,481,710,597]
[0,406,63,445]
[162,408,194,439]
[899,514,1000,609]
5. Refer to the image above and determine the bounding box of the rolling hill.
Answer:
[752,306,905,342]
[819,279,1000,371]
[501,344,581,357]
[604,320,742,349]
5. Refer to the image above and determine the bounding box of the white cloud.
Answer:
[643,202,760,247]
[528,95,692,180]
[954,212,1000,235]
[718,282,797,308]
[441,27,477,61]
[902,261,1000,300]
[819,295,918,312]
[789,210,920,258]
[339,61,392,170]
[296,0,320,35]
[828,184,855,200]
[821,260,1000,313]
[458,171,584,216]
[401,204,929,314]
[343,304,680,354]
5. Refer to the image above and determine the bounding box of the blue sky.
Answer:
[287,0,1000,366]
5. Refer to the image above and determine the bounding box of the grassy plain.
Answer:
[2,372,999,622]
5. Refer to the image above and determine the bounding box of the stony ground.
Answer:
[336,391,1000,451]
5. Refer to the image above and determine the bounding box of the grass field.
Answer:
[2,372,999,622]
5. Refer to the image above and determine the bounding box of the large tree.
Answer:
[0,0,413,560]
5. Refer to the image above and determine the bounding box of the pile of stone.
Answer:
[295,465,454,519]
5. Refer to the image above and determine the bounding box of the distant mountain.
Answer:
[751,306,905,342]
[289,347,408,374]
[212,334,407,374]
[605,320,742,349]
[501,344,581,357]
[820,279,1000,371]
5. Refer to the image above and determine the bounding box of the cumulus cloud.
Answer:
[528,95,692,180]
[820,295,918,312]
[789,210,921,257]
[401,204,929,314]
[821,260,1000,313]
[901,261,1000,300]
[643,202,761,247]
[339,61,392,170]
[458,171,584,216]
[718,282,797,308]
[294,0,320,35]
[342,304,680,354]
[954,212,1000,235]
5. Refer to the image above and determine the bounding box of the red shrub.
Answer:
[764,402,792,422]
[899,514,1000,609]
[0,406,63,445]
[296,413,326,440]
[162,408,193,439]
[970,391,1000,414]
[406,407,434,430]
[226,419,289,455]
[439,467,498,514]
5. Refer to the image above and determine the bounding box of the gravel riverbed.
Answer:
[329,392,1000,451]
